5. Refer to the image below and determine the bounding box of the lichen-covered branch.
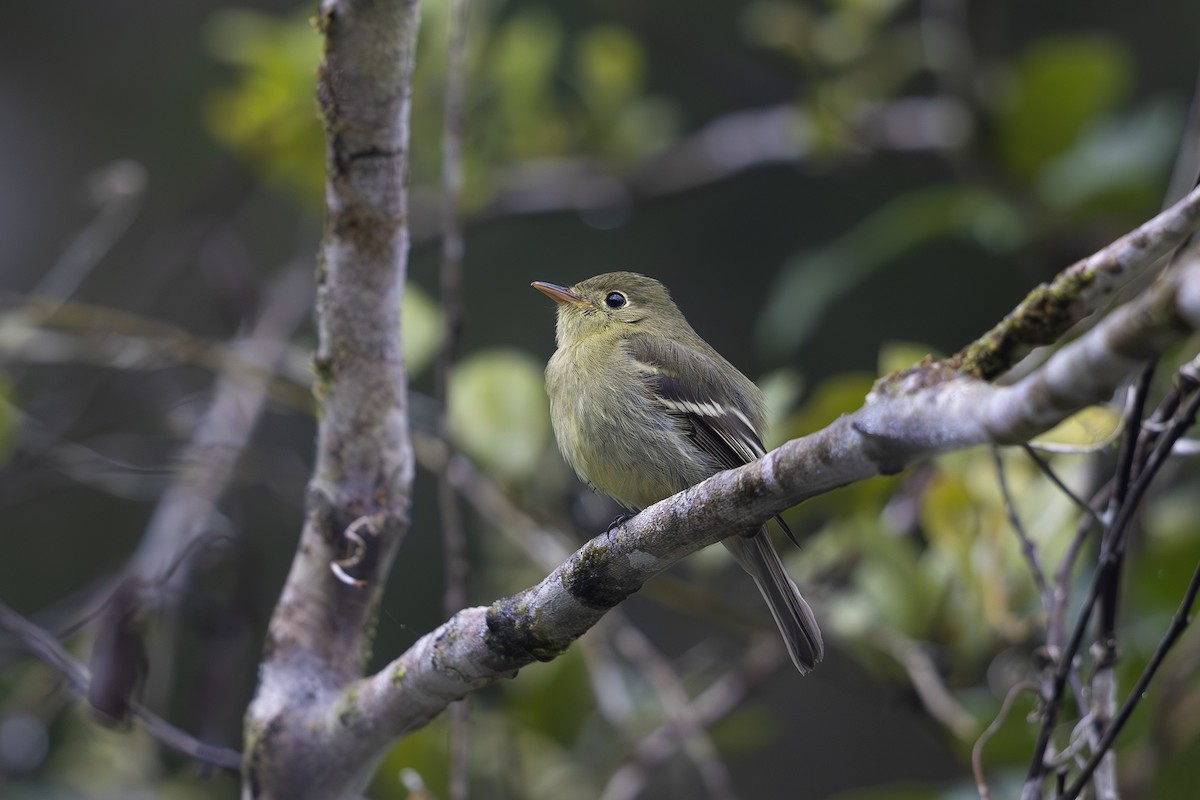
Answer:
[328,250,1200,760]
[242,1,421,797]
[954,183,1200,379]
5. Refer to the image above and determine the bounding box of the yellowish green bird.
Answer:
[532,271,823,674]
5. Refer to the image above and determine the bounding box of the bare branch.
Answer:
[0,600,241,771]
[1062,553,1200,800]
[973,681,1039,800]
[599,639,784,800]
[993,447,1053,615]
[127,264,313,585]
[243,0,422,796]
[1023,359,1200,798]
[874,625,976,739]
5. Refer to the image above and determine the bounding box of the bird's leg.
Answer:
[605,512,634,533]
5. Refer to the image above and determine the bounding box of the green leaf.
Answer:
[756,186,1024,358]
[448,349,551,481]
[756,367,806,448]
[1037,99,1180,213]
[401,284,443,379]
[576,26,644,112]
[203,9,324,201]
[369,716,450,799]
[490,9,567,159]
[503,648,594,745]
[997,35,1132,182]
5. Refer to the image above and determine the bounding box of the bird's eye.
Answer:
[605,292,627,309]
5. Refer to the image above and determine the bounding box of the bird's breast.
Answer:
[546,342,717,510]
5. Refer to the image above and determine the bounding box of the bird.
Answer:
[532,271,823,674]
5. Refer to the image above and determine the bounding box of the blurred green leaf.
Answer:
[877,342,939,376]
[401,283,443,379]
[827,516,937,638]
[448,348,551,481]
[503,648,594,746]
[576,26,644,112]
[998,35,1132,182]
[1037,99,1180,213]
[203,9,324,201]
[757,186,1024,358]
[491,9,568,159]
[757,367,806,448]
[740,1,814,57]
[1030,404,1121,448]
[0,370,18,463]
[370,716,450,800]
[781,372,875,439]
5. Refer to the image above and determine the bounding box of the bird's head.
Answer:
[532,271,683,345]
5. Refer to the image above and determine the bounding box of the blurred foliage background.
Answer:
[2,0,1200,798]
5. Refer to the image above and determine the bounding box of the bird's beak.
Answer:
[532,281,592,307]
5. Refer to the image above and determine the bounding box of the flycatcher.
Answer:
[533,271,823,674]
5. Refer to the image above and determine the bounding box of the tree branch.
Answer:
[0,600,241,771]
[236,2,1200,786]
[243,0,421,797]
[954,184,1200,379]
[336,234,1200,759]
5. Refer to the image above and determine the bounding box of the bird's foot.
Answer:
[605,512,634,534]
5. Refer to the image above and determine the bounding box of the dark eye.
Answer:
[605,292,627,309]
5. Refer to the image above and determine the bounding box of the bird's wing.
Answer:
[625,334,764,470]
[626,335,798,545]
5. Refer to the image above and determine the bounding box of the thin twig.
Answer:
[1103,366,1200,558]
[1047,484,1107,652]
[598,639,784,800]
[973,681,1038,800]
[874,625,976,739]
[0,600,241,771]
[1026,366,1153,796]
[1062,556,1200,800]
[34,160,146,304]
[993,448,1053,614]
[1020,444,1108,529]
[1016,446,1105,724]
[1109,366,1157,514]
[1092,367,1156,799]
[1025,365,1200,797]
[609,622,738,800]
[437,0,471,619]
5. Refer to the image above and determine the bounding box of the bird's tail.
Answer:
[723,530,824,674]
